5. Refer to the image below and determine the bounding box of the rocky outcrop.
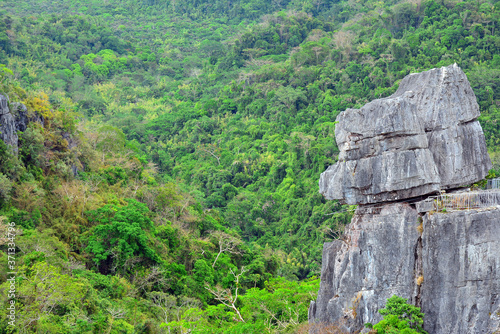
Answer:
[422,209,500,333]
[309,203,421,330]
[309,206,500,333]
[311,65,499,333]
[11,102,44,132]
[0,94,43,153]
[0,111,17,148]
[0,93,83,177]
[0,94,16,148]
[319,64,491,205]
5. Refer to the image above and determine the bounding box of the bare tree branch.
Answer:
[211,231,242,268]
[205,267,247,322]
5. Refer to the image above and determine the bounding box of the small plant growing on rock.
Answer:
[416,217,423,235]
[365,295,428,334]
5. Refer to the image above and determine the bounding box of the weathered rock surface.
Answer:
[421,209,500,333]
[0,114,17,147]
[309,206,500,333]
[320,64,491,205]
[393,64,490,190]
[0,93,9,115]
[392,64,479,130]
[427,121,490,189]
[309,203,421,331]
[0,95,18,150]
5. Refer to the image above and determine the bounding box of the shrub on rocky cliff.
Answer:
[365,295,428,334]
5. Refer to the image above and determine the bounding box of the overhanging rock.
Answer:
[320,64,491,205]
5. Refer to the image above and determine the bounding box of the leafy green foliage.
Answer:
[84,199,160,273]
[366,295,428,334]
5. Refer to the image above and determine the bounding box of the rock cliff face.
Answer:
[310,65,499,333]
[0,94,43,153]
[319,64,491,205]
[309,205,500,333]
[309,203,421,329]
[422,209,500,333]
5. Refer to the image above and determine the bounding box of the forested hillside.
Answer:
[0,0,499,332]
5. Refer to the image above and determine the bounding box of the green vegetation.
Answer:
[366,295,428,334]
[0,0,499,332]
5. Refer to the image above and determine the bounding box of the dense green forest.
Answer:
[0,0,499,332]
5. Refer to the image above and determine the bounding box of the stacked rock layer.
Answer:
[319,64,491,205]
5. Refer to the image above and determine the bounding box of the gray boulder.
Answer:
[392,63,479,130]
[427,120,490,189]
[320,64,491,205]
[393,64,490,189]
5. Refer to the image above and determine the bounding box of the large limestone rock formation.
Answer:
[319,64,491,205]
[310,65,499,333]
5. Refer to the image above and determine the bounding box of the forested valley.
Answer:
[0,0,498,332]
